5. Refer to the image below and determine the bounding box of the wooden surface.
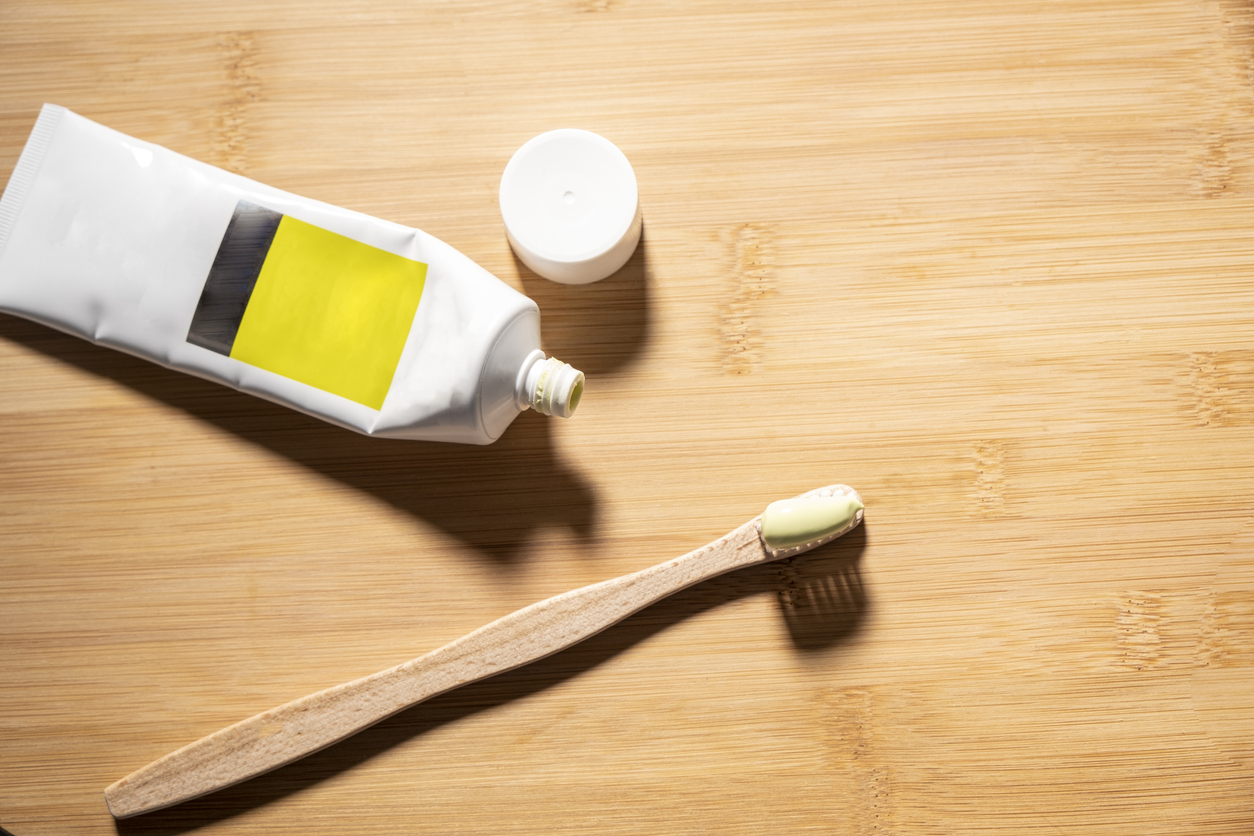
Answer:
[1,1,1253,833]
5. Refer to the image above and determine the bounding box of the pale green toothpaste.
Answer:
[760,494,864,550]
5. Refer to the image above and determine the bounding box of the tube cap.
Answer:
[500,129,642,285]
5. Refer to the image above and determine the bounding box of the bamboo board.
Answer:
[1,1,1252,833]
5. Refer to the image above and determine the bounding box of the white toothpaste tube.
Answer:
[0,105,584,444]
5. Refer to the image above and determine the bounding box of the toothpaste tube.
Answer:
[0,105,584,444]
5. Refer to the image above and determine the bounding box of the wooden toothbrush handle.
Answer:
[105,518,769,818]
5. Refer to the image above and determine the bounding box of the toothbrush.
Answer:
[105,484,864,818]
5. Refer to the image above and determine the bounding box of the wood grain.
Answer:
[2,0,1253,834]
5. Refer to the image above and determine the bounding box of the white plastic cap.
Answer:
[500,129,642,285]
[515,350,585,419]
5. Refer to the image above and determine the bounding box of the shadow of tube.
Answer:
[0,222,655,565]
[0,314,597,565]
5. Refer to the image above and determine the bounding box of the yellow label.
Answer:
[230,216,427,410]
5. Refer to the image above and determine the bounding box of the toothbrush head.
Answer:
[758,484,864,559]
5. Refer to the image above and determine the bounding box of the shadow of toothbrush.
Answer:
[110,524,869,835]
[776,523,870,652]
[0,313,597,565]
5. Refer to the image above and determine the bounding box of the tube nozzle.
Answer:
[517,352,584,418]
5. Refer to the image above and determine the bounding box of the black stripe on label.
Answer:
[187,200,283,356]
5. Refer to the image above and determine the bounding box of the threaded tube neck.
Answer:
[517,352,584,418]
